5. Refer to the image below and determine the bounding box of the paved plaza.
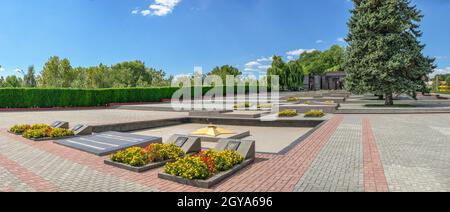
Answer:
[0,109,188,129]
[0,109,449,192]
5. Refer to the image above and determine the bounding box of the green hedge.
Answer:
[0,86,268,108]
[0,88,178,108]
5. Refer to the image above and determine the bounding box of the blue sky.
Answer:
[0,0,449,78]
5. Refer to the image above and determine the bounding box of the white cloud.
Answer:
[256,57,272,62]
[132,0,181,16]
[244,56,274,73]
[316,40,324,44]
[149,0,182,16]
[286,49,316,56]
[435,56,448,60]
[141,10,151,16]
[245,61,260,67]
[0,67,4,72]
[258,65,271,70]
[337,37,346,42]
[131,9,139,14]
[432,67,450,77]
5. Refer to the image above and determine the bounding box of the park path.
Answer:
[1,114,449,192]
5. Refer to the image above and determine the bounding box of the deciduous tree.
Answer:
[4,75,22,87]
[208,65,242,84]
[23,66,37,87]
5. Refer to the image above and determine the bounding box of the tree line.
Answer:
[0,57,172,88]
[0,57,249,89]
[268,45,345,90]
[0,44,345,90]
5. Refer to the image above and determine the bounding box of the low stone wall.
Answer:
[279,104,338,113]
[189,117,324,128]
[91,118,190,133]
[90,117,325,133]
[301,97,346,103]
[189,111,270,118]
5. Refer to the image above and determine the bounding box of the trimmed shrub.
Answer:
[278,110,298,117]
[304,110,325,118]
[0,86,268,108]
[233,102,253,109]
[287,97,299,102]
[257,104,272,109]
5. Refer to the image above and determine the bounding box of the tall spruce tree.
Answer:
[345,0,435,105]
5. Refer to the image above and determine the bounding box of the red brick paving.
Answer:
[0,153,59,192]
[362,118,389,192]
[0,116,343,192]
[1,187,15,192]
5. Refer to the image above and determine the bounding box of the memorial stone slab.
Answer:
[215,139,256,160]
[56,131,162,156]
[167,134,201,154]
[51,121,69,129]
[72,124,93,136]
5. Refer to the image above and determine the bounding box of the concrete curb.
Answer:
[104,159,173,173]
[24,135,77,142]
[336,108,450,114]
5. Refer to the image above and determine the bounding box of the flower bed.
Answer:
[233,102,253,109]
[257,103,272,109]
[278,109,298,117]
[8,124,32,135]
[304,110,326,118]
[287,97,299,102]
[105,143,185,173]
[164,150,244,180]
[9,124,75,141]
[159,149,253,188]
